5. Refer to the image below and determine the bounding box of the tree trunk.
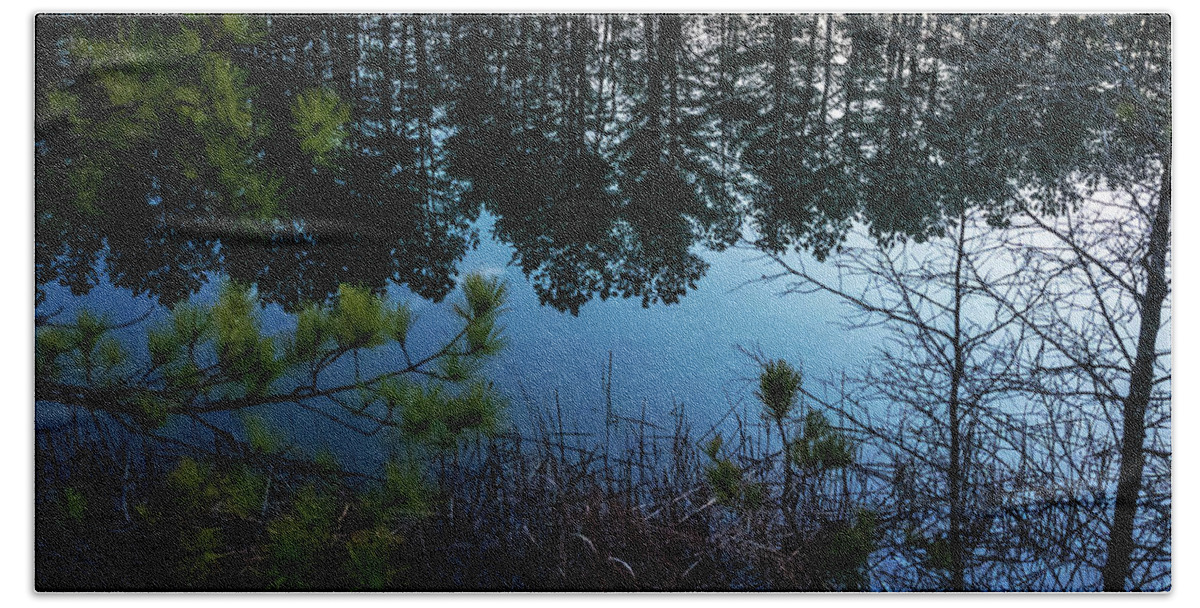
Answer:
[948,216,967,591]
[1101,154,1171,591]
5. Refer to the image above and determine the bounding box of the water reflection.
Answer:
[40,13,928,454]
[39,14,954,313]
[37,13,1121,312]
[37,16,729,313]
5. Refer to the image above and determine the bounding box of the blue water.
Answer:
[36,212,877,470]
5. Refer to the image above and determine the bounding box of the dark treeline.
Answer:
[35,14,1169,591]
[39,14,1163,312]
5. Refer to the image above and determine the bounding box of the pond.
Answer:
[36,14,887,466]
[35,14,1170,591]
[37,207,876,469]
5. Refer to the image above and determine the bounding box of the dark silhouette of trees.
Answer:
[436,15,742,314]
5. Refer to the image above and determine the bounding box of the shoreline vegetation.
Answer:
[35,276,877,591]
[36,386,876,591]
[32,280,1160,591]
[34,259,1170,591]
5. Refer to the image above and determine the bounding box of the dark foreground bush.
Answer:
[35,397,875,591]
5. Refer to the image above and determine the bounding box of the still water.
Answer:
[36,209,874,470]
[35,13,899,469]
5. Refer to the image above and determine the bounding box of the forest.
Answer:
[34,14,1169,591]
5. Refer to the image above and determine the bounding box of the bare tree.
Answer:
[981,179,1171,590]
[753,13,1170,590]
[761,207,1051,589]
[756,170,1170,590]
